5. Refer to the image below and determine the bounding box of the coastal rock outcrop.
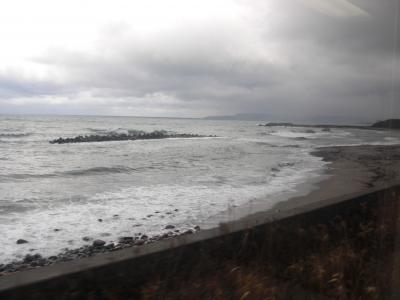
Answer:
[371,119,400,129]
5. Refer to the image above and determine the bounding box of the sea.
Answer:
[1,115,400,263]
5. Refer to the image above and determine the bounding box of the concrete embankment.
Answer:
[1,184,400,299]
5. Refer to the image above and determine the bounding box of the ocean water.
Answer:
[1,115,400,263]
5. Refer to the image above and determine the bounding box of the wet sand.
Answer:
[273,144,400,213]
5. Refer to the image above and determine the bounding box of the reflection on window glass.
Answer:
[0,0,399,299]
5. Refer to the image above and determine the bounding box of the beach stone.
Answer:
[92,239,106,247]
[16,239,28,244]
[97,218,103,222]
[18,264,29,270]
[36,259,46,266]
[165,225,175,229]
[141,235,148,240]
[135,240,145,246]
[33,253,42,260]
[30,261,39,267]
[23,254,34,263]
[118,236,134,244]
[105,243,115,249]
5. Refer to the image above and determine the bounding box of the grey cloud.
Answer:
[0,72,64,99]
[1,0,399,121]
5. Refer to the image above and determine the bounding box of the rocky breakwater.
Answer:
[49,130,217,144]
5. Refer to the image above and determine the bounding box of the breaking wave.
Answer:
[0,133,31,138]
[1,166,134,181]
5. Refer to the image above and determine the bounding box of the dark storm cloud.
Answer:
[1,0,399,120]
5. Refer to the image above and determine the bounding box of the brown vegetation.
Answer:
[140,194,400,300]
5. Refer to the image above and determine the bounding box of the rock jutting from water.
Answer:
[16,239,28,244]
[49,130,217,144]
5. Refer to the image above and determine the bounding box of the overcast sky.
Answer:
[0,0,399,121]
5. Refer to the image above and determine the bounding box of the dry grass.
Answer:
[140,195,400,300]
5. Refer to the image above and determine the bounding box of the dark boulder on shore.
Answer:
[92,239,106,247]
[371,119,400,129]
[16,239,28,244]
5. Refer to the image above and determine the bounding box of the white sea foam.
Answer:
[0,148,326,263]
[1,116,400,263]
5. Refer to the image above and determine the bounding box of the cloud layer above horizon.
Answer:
[0,0,399,121]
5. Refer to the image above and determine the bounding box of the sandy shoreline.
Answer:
[273,144,400,213]
[1,144,400,276]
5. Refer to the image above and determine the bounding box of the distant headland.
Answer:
[371,119,400,129]
[258,119,400,130]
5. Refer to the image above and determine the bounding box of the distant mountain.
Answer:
[203,113,371,125]
[203,113,274,121]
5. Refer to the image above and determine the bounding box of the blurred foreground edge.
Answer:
[1,184,400,299]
